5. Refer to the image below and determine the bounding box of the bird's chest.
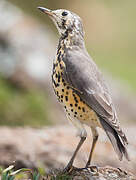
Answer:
[52,48,67,101]
[52,49,100,127]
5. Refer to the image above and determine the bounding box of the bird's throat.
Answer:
[59,30,85,50]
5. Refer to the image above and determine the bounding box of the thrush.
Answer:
[38,7,129,171]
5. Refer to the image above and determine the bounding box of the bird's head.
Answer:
[38,7,84,38]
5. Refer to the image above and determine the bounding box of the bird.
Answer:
[38,7,129,171]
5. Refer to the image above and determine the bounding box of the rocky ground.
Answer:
[46,166,136,180]
[0,125,135,175]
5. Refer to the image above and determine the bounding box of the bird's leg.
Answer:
[63,115,87,172]
[85,127,98,168]
[63,136,86,172]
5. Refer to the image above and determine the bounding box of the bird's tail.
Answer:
[100,119,130,161]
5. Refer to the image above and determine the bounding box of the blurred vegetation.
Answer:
[0,165,41,180]
[8,0,136,91]
[0,165,73,180]
[0,77,50,127]
[0,0,135,127]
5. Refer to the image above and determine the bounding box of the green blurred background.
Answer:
[8,0,136,90]
[0,0,136,127]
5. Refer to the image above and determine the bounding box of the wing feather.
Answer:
[62,48,128,145]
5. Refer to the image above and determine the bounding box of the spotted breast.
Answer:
[52,40,101,128]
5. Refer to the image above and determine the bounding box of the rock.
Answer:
[0,126,135,175]
[46,166,136,180]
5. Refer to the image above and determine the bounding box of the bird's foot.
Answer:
[62,162,74,174]
[85,164,98,172]
[62,162,98,174]
[62,165,87,174]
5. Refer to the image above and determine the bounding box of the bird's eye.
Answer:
[62,11,68,16]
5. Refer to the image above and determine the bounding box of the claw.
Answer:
[62,165,88,174]
[86,165,98,173]
[62,164,74,173]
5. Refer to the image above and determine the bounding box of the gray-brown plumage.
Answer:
[38,7,129,171]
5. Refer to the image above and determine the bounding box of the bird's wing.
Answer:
[62,48,128,145]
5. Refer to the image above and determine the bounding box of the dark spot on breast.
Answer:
[73,93,75,97]
[78,106,81,110]
[70,104,73,107]
[65,96,68,101]
[52,69,56,75]
[80,98,82,102]
[53,63,58,68]
[74,112,77,115]
[60,64,63,69]
[75,99,78,103]
[68,113,70,116]
[80,115,82,117]
[61,95,63,98]
[62,89,64,92]
[58,52,61,62]
[82,107,85,112]
[66,91,69,95]
[67,86,70,90]
[53,79,59,87]
[62,53,64,59]
[74,115,76,118]
[53,63,56,69]
[62,79,65,82]
[57,45,61,54]
[74,96,78,103]
[61,100,63,103]
[75,104,78,107]
[63,83,66,86]
[58,73,61,82]
[71,109,73,112]
[64,106,66,109]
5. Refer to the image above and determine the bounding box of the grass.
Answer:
[0,165,73,180]
[0,165,40,180]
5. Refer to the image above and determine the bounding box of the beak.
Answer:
[38,7,53,17]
